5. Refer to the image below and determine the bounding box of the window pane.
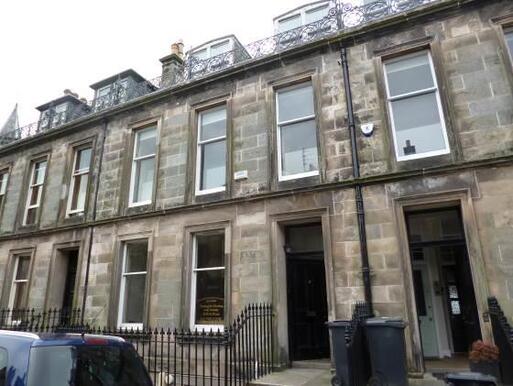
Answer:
[211,41,230,57]
[98,86,111,97]
[0,172,7,195]
[391,92,446,157]
[196,233,224,269]
[280,119,319,176]
[71,174,88,211]
[136,128,157,158]
[195,270,224,325]
[29,185,40,206]
[13,282,27,310]
[122,274,146,324]
[305,5,329,24]
[200,108,226,141]
[25,208,37,225]
[386,53,434,97]
[201,140,226,190]
[277,85,315,122]
[16,257,30,280]
[506,32,513,60]
[33,161,47,185]
[125,243,148,273]
[76,148,92,172]
[278,14,301,33]
[192,48,208,61]
[133,157,155,203]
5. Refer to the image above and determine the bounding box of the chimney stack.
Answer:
[160,40,185,87]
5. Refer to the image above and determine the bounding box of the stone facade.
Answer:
[0,0,512,374]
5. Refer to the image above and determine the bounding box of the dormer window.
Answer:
[275,2,331,34]
[52,103,67,128]
[36,93,89,131]
[187,36,249,80]
[90,70,155,112]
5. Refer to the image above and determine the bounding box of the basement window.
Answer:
[276,83,319,181]
[191,232,226,331]
[383,51,450,161]
[118,240,149,330]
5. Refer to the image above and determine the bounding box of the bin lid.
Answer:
[364,317,405,327]
[326,320,351,328]
[446,372,497,382]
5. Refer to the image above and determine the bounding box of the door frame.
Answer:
[270,208,335,366]
[393,190,492,374]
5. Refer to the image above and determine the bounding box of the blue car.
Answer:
[0,330,153,386]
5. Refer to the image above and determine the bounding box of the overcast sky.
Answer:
[0,0,360,127]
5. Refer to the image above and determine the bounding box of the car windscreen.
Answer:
[27,344,152,386]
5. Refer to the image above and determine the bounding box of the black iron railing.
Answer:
[488,297,513,384]
[1,0,439,148]
[0,307,83,331]
[1,304,274,386]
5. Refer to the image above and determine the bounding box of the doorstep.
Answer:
[248,367,333,386]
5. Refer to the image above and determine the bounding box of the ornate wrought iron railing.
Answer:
[1,0,438,147]
[2,304,274,386]
[488,297,513,384]
[0,307,83,330]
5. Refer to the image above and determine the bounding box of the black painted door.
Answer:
[287,255,330,361]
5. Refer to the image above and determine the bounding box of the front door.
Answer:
[287,255,329,361]
[413,263,439,357]
[284,223,329,361]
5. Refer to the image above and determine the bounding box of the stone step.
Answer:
[291,360,331,370]
[409,374,446,386]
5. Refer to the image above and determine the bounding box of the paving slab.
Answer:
[249,368,332,386]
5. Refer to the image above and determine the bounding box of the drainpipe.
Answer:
[339,47,373,314]
[81,118,108,323]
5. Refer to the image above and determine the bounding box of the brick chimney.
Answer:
[160,40,185,87]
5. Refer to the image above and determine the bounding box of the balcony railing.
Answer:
[1,0,438,148]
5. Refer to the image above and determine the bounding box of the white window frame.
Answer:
[275,83,320,181]
[117,241,148,330]
[8,255,30,311]
[195,106,227,196]
[191,39,233,61]
[505,29,513,62]
[383,50,450,162]
[275,1,331,33]
[66,146,92,217]
[0,169,9,207]
[129,126,157,207]
[190,231,226,331]
[23,159,47,226]
[51,103,68,128]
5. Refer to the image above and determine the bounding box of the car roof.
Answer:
[0,330,126,347]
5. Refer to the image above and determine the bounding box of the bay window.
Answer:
[196,106,227,195]
[276,83,319,180]
[67,146,92,216]
[191,232,226,330]
[129,126,157,206]
[383,51,449,161]
[24,159,47,225]
[118,241,148,329]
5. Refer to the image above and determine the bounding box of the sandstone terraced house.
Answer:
[0,0,513,381]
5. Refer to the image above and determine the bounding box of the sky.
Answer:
[0,0,358,128]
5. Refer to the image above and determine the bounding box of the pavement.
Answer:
[249,367,333,386]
